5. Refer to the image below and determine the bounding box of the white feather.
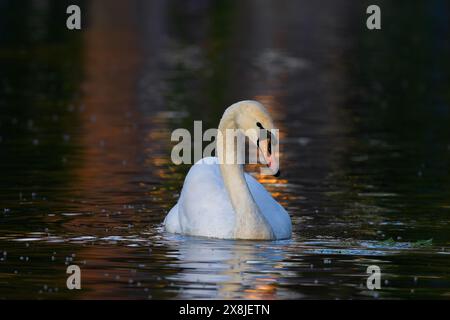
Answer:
[164,157,292,240]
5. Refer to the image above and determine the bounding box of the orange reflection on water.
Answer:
[244,278,278,300]
[59,0,147,299]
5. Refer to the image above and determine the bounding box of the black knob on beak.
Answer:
[274,170,281,177]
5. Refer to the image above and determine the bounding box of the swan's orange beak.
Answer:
[266,154,280,177]
[258,139,280,177]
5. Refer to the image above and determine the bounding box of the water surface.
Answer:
[0,0,449,299]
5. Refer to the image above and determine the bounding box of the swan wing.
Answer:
[245,174,292,239]
[164,157,291,240]
[164,157,235,239]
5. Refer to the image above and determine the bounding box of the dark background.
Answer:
[0,0,449,299]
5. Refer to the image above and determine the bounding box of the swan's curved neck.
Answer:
[217,107,274,240]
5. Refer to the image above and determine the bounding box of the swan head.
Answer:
[231,100,280,176]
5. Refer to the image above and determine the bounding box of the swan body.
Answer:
[165,157,291,239]
[164,101,292,240]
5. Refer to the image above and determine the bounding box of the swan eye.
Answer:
[255,123,272,155]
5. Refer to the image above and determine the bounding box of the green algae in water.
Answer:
[378,238,433,248]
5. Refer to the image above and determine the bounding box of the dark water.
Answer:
[0,0,449,299]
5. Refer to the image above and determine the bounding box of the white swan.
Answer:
[164,100,292,240]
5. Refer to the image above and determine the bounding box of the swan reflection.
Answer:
[162,234,297,299]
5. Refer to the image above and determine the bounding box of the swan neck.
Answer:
[217,108,274,240]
